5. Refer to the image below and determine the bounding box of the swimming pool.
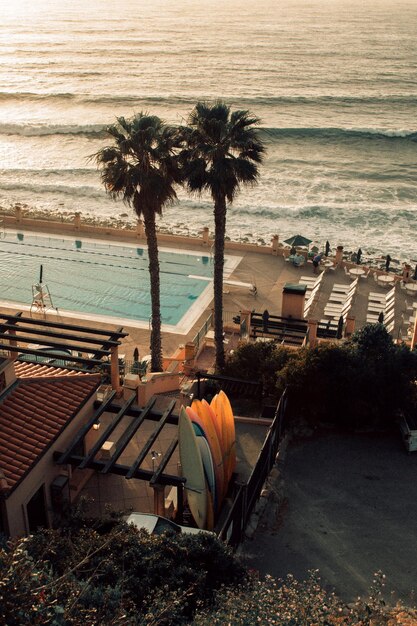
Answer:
[0,231,241,333]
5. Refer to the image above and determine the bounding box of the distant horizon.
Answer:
[0,0,416,261]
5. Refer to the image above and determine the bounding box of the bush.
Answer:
[224,341,292,399]
[193,569,417,625]
[224,325,417,430]
[0,522,245,625]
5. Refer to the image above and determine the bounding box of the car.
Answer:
[125,512,214,536]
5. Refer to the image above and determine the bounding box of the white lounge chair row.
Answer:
[323,278,359,320]
[366,286,396,331]
[300,272,325,318]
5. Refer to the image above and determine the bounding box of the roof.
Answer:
[14,361,93,379]
[0,375,101,496]
[283,282,307,295]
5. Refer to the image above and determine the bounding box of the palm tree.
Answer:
[93,114,182,372]
[180,102,265,371]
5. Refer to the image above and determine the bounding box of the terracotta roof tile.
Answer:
[14,361,92,379]
[0,375,100,495]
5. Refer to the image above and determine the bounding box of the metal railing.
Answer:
[192,312,213,350]
[317,320,340,339]
[195,371,262,401]
[250,313,308,346]
[223,309,239,326]
[218,389,288,548]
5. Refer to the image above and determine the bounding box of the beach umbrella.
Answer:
[385,255,391,272]
[378,311,384,324]
[325,241,330,257]
[133,347,139,362]
[283,234,313,248]
[356,248,362,265]
[413,264,417,281]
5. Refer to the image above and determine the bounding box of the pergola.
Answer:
[0,312,128,391]
[0,312,186,521]
[55,395,185,519]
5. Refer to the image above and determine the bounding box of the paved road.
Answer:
[242,431,417,602]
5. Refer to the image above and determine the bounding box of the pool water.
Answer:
[0,232,224,329]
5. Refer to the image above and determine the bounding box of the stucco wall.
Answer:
[4,392,99,537]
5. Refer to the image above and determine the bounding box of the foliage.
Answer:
[223,341,292,399]
[2,531,416,624]
[224,325,417,429]
[193,569,417,625]
[0,521,244,625]
[179,101,265,372]
[93,113,182,372]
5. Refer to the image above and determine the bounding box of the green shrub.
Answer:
[224,325,417,429]
[224,342,292,399]
[0,522,245,625]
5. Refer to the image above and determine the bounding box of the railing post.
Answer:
[110,345,122,396]
[307,319,318,347]
[176,484,184,524]
[74,212,81,230]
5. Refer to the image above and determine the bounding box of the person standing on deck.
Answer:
[313,253,322,274]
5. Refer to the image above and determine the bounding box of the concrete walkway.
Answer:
[242,431,417,603]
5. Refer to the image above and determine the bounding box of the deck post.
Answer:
[281,283,306,320]
[271,234,279,255]
[307,319,318,347]
[402,263,411,283]
[345,315,355,338]
[136,219,144,238]
[152,483,165,516]
[202,226,210,245]
[110,345,122,396]
[7,328,18,361]
[176,484,184,523]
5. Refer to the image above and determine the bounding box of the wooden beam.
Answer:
[101,402,179,426]
[150,438,179,486]
[0,313,127,338]
[0,332,111,356]
[78,395,136,469]
[101,397,157,474]
[53,453,184,486]
[56,390,117,465]
[0,344,105,367]
[0,323,121,346]
[125,400,176,479]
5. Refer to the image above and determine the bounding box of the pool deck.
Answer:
[0,237,413,363]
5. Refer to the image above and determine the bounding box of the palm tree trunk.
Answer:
[213,197,226,371]
[143,210,163,372]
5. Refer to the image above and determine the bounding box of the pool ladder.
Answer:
[30,282,58,317]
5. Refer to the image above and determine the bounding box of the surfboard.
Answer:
[187,402,225,508]
[202,394,223,450]
[218,390,237,481]
[210,394,230,487]
[196,435,216,525]
[210,394,228,456]
[178,406,208,529]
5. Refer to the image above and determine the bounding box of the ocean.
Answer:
[0,0,416,262]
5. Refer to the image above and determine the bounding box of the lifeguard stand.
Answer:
[30,265,58,317]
